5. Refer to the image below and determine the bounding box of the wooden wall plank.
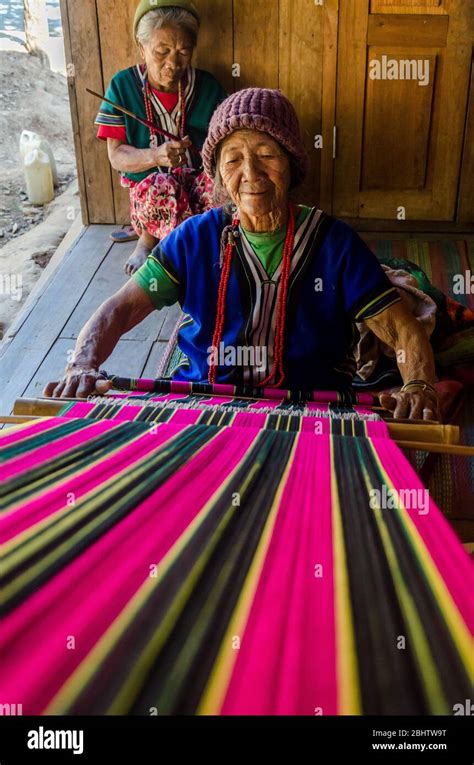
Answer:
[320,0,339,213]
[59,0,89,224]
[279,0,324,206]
[334,0,370,216]
[429,0,473,219]
[457,56,474,223]
[233,0,279,89]
[63,0,115,224]
[193,0,234,94]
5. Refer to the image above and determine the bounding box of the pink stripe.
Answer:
[170,410,202,425]
[0,426,258,713]
[261,387,290,400]
[372,436,474,632]
[1,425,185,542]
[355,392,374,405]
[0,418,60,449]
[210,384,236,396]
[232,412,267,429]
[65,403,96,417]
[169,381,192,393]
[221,432,337,714]
[312,391,338,403]
[366,421,389,438]
[0,419,121,481]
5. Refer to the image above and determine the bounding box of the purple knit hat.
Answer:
[202,88,309,188]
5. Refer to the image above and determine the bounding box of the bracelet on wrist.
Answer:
[400,380,437,394]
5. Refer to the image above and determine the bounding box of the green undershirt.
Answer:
[242,205,312,278]
[134,204,313,310]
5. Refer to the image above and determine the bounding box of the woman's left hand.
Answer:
[379,387,440,421]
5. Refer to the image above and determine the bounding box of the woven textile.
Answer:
[1,387,472,715]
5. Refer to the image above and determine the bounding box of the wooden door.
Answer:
[333,0,473,221]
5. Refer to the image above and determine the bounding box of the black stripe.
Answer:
[333,435,428,714]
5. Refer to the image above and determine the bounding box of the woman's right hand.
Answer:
[153,136,192,169]
[43,365,112,399]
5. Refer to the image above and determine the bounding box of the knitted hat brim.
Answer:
[203,114,309,189]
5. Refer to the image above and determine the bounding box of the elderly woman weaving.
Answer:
[95,0,226,275]
[47,89,439,420]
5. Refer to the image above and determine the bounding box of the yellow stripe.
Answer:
[95,113,124,121]
[331,437,362,714]
[44,430,262,714]
[148,255,180,285]
[197,432,300,715]
[360,296,401,321]
[354,288,398,320]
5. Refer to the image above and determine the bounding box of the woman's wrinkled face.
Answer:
[139,25,194,90]
[219,130,291,219]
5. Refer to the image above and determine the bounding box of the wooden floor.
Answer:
[0,225,181,416]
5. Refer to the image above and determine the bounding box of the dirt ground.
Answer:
[0,50,79,338]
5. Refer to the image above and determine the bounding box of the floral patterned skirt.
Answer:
[128,167,214,240]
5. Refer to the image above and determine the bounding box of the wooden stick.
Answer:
[0,415,44,425]
[387,422,459,445]
[396,441,474,457]
[87,88,201,155]
[15,398,81,416]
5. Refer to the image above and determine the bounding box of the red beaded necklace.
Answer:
[208,204,296,387]
[143,76,186,140]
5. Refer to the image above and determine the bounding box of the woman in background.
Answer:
[95,0,226,274]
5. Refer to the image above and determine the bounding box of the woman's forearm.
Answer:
[394,319,436,384]
[70,296,129,370]
[108,143,159,174]
[366,302,437,384]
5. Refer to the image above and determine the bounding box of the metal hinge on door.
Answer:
[332,126,337,160]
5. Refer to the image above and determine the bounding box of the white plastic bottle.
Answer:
[20,130,58,187]
[23,148,55,205]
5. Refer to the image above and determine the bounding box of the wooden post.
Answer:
[24,0,50,60]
